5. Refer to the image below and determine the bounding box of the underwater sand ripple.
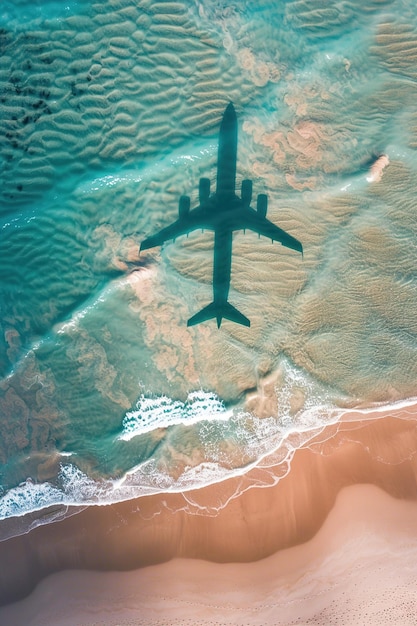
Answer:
[0,0,257,211]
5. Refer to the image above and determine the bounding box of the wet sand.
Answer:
[2,484,416,625]
[1,407,417,624]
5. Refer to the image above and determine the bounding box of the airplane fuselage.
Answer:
[140,102,303,327]
[216,103,237,197]
[178,194,249,227]
[181,192,243,306]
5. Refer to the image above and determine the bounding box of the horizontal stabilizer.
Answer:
[187,301,250,328]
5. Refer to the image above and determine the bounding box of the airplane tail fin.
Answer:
[187,301,250,328]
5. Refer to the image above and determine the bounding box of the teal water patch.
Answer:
[0,0,92,29]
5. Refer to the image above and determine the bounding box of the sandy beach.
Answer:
[1,405,417,624]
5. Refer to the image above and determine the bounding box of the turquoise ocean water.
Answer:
[1,0,417,535]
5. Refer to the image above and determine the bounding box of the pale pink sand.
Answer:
[1,484,416,625]
[0,410,417,623]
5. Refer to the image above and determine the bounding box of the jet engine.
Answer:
[241,179,252,206]
[257,193,267,218]
[199,177,210,203]
[179,195,190,218]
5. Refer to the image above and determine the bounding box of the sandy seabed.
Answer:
[1,406,417,625]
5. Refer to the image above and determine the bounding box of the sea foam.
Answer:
[0,479,63,521]
[119,390,232,440]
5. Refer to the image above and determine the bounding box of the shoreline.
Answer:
[0,406,416,612]
[2,391,416,542]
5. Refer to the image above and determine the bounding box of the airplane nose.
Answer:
[224,102,236,118]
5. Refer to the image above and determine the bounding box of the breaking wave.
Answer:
[119,390,232,440]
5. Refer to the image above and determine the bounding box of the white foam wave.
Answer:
[0,466,95,522]
[0,479,63,521]
[119,390,232,440]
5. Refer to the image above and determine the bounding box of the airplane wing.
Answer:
[240,208,303,255]
[140,206,209,252]
[141,219,191,251]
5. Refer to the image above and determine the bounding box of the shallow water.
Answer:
[1,0,417,529]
